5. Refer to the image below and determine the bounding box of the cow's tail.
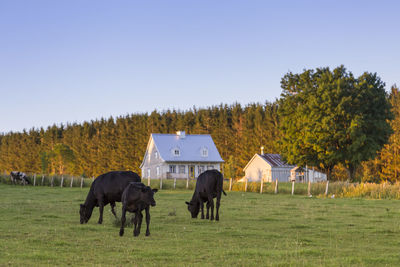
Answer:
[217,171,227,196]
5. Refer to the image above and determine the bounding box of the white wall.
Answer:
[307,169,327,182]
[244,156,271,182]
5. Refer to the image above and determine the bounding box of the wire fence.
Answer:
[0,173,95,188]
[1,173,399,199]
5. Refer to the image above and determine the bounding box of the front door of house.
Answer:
[189,165,195,179]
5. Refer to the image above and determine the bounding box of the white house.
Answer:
[140,131,224,179]
[243,150,327,183]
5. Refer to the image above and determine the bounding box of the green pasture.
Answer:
[0,184,399,266]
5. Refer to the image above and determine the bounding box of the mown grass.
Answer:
[0,184,400,266]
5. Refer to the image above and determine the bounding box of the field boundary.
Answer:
[1,173,400,199]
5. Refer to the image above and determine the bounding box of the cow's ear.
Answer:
[185,201,190,205]
[152,189,158,193]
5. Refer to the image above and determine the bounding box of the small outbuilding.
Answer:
[140,131,224,180]
[243,149,327,183]
[243,152,294,182]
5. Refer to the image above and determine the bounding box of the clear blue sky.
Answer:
[1,0,399,133]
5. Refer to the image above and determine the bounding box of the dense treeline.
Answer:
[2,86,400,182]
[0,102,280,178]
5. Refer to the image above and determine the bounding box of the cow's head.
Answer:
[141,187,158,207]
[185,201,200,218]
[79,204,92,224]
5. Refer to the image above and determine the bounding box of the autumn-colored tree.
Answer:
[378,86,400,182]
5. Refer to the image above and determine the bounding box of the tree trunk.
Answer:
[325,166,334,181]
[347,164,357,182]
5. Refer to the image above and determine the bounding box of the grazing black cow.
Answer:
[119,182,158,237]
[185,170,226,221]
[79,171,141,224]
[10,171,30,185]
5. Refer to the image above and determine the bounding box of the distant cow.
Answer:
[185,170,226,221]
[10,171,30,185]
[119,182,158,237]
[79,171,141,224]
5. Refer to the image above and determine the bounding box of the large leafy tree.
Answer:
[278,66,392,180]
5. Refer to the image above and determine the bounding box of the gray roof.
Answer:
[151,133,224,163]
[259,154,291,167]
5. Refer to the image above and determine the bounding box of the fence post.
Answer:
[80,177,84,188]
[147,176,150,186]
[308,180,311,196]
[70,177,74,187]
[274,179,278,194]
[260,179,264,194]
[160,177,163,190]
[51,176,54,187]
[245,178,248,192]
[33,174,36,186]
[229,178,232,191]
[325,180,329,196]
[41,175,44,186]
[60,176,64,188]
[186,177,189,189]
[173,177,177,189]
[291,181,295,195]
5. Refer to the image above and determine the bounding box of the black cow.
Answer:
[185,170,226,221]
[119,182,158,237]
[10,171,30,185]
[79,171,141,224]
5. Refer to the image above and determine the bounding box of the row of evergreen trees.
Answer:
[1,87,400,182]
[0,102,279,178]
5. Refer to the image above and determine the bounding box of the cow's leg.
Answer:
[200,200,205,219]
[134,211,143,236]
[216,191,222,221]
[119,206,127,236]
[208,195,214,220]
[145,206,151,236]
[206,201,210,219]
[98,198,104,224]
[133,212,138,236]
[110,202,117,218]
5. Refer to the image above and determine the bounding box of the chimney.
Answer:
[261,146,264,155]
[176,131,186,139]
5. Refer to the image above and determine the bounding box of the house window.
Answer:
[171,147,180,157]
[156,166,160,177]
[169,165,176,173]
[198,165,205,175]
[201,147,208,157]
[155,151,158,159]
[179,165,186,174]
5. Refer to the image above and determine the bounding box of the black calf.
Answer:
[119,182,157,237]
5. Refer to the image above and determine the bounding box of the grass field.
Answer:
[0,184,400,266]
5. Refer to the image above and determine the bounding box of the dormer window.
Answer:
[154,151,159,159]
[201,147,208,157]
[172,147,180,157]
